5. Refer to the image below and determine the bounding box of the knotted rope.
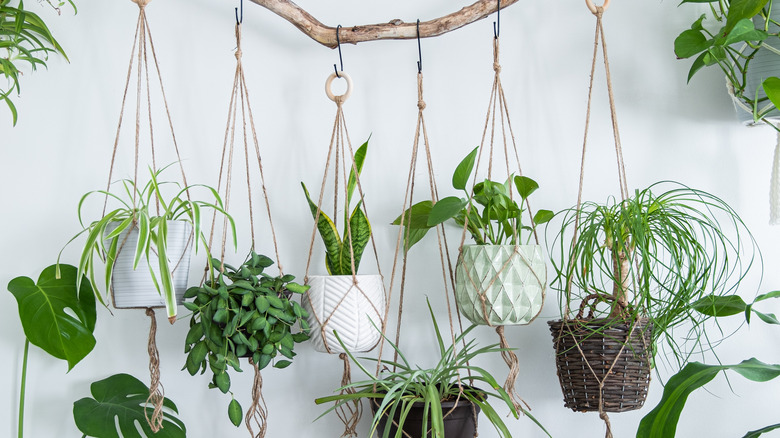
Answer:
[144,308,164,432]
[245,359,268,438]
[335,353,361,437]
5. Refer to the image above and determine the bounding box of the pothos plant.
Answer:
[302,139,370,275]
[393,147,554,251]
[183,251,310,427]
[675,0,780,124]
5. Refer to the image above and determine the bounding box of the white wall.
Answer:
[2,0,779,437]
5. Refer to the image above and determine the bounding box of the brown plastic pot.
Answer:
[372,397,480,438]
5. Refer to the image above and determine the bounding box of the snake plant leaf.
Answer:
[338,201,371,275]
[73,373,186,438]
[301,182,342,275]
[452,147,478,191]
[637,359,780,438]
[7,264,96,370]
[346,139,369,212]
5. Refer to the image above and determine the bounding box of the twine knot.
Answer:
[235,49,243,60]
[493,62,502,74]
[594,6,604,17]
[132,0,151,8]
[335,95,344,105]
[417,99,426,110]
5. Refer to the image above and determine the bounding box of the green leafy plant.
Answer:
[674,0,780,123]
[73,373,186,438]
[302,139,370,275]
[59,164,236,323]
[182,251,310,426]
[549,182,756,368]
[1,0,71,125]
[393,147,553,251]
[315,300,550,438]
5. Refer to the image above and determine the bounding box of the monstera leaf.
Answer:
[7,264,96,370]
[73,373,186,438]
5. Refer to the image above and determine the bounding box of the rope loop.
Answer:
[586,0,610,15]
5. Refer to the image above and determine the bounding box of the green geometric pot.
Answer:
[455,244,546,326]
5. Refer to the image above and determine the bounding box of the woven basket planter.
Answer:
[548,318,652,413]
[302,274,385,354]
[109,220,193,309]
[455,244,545,326]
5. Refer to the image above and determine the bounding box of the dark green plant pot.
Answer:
[373,398,480,438]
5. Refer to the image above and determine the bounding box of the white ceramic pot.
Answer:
[109,220,193,309]
[455,244,546,326]
[735,8,780,124]
[302,274,385,354]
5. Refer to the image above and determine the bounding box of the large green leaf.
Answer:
[7,264,96,370]
[301,182,342,275]
[338,201,371,275]
[452,147,479,191]
[73,373,186,438]
[637,359,780,438]
[725,0,770,34]
[392,200,434,252]
[674,29,712,59]
[762,77,780,110]
[427,196,468,227]
[722,19,768,45]
[691,294,747,317]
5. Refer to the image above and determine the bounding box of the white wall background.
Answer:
[2,0,779,437]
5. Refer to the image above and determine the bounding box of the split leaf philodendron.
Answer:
[302,139,371,275]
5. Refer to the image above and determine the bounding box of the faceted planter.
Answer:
[455,244,546,326]
[373,398,481,438]
[302,274,385,354]
[109,220,193,309]
[548,318,653,413]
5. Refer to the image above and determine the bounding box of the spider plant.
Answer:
[315,300,550,438]
[59,164,236,323]
[549,181,757,368]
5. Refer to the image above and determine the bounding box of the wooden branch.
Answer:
[247,0,518,48]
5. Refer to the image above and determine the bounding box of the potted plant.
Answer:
[547,182,755,413]
[314,300,550,438]
[300,139,385,354]
[182,250,310,426]
[60,164,235,324]
[394,147,553,326]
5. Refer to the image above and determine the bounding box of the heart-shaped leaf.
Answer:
[7,264,96,370]
[73,373,186,438]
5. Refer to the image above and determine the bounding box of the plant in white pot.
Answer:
[60,164,235,323]
[394,147,553,326]
[301,140,385,353]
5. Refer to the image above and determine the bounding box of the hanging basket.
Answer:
[372,397,481,438]
[733,7,780,124]
[455,244,545,326]
[109,220,193,309]
[303,274,385,354]
[547,318,652,413]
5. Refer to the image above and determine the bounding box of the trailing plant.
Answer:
[302,139,370,275]
[59,164,236,323]
[1,0,72,125]
[549,181,757,369]
[393,147,553,251]
[674,0,780,124]
[315,300,550,438]
[183,250,310,427]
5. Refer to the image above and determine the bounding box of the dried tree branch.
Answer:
[247,0,518,48]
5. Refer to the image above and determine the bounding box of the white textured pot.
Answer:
[735,8,780,124]
[455,244,546,326]
[109,220,193,309]
[302,274,385,354]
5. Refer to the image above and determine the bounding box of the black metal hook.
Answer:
[235,0,243,24]
[493,0,500,38]
[416,19,422,73]
[334,25,343,78]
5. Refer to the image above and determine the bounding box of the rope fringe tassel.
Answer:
[144,308,164,432]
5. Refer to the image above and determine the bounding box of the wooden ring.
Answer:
[585,0,610,14]
[325,71,353,103]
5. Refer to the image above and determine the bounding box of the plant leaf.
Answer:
[691,294,747,317]
[346,139,369,208]
[228,398,242,427]
[725,0,770,35]
[338,202,371,275]
[513,175,539,200]
[7,264,96,370]
[301,182,341,275]
[73,373,186,437]
[427,197,468,227]
[452,147,479,191]
[743,423,780,438]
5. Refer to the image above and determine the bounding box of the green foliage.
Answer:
[59,164,236,322]
[315,300,550,438]
[637,359,780,438]
[0,0,70,125]
[675,0,780,123]
[549,182,756,370]
[183,251,309,426]
[394,147,553,251]
[302,139,371,275]
[73,373,186,438]
[7,264,95,370]
[692,290,780,325]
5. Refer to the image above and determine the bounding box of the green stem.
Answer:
[18,338,29,438]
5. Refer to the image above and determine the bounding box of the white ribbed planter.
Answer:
[109,220,193,309]
[302,274,385,354]
[735,9,780,124]
[455,244,546,326]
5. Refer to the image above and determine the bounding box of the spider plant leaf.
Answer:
[339,201,370,275]
[743,423,780,438]
[155,220,177,323]
[301,182,341,275]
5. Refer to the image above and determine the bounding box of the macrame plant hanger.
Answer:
[302,36,386,437]
[556,1,646,437]
[102,0,192,432]
[454,0,543,414]
[201,4,281,436]
[373,21,478,437]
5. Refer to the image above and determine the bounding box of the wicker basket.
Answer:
[548,318,652,413]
